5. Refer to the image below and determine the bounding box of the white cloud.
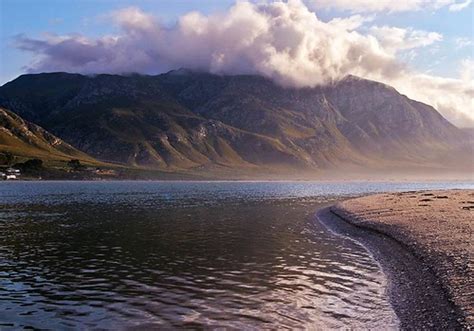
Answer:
[455,37,473,49]
[370,26,443,53]
[327,14,375,30]
[16,1,398,86]
[308,0,472,13]
[109,7,157,32]
[449,0,472,11]
[459,57,474,81]
[385,71,474,128]
[13,0,474,127]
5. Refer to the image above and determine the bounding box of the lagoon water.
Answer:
[1,181,472,329]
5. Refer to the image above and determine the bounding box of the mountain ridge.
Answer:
[0,71,471,175]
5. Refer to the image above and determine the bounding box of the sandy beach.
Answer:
[319,189,473,329]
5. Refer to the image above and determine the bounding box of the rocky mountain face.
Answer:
[0,71,470,173]
[0,107,93,163]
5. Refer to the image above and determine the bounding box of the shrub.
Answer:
[22,159,43,171]
[67,159,85,171]
[13,159,44,173]
[0,152,14,166]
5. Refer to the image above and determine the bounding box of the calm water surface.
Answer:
[1,181,472,329]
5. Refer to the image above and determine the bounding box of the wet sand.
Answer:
[319,190,473,329]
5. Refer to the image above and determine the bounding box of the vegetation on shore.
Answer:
[0,153,205,180]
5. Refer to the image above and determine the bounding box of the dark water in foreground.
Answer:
[1,181,472,329]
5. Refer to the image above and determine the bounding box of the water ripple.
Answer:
[1,181,471,329]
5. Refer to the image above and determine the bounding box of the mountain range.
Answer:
[0,70,471,178]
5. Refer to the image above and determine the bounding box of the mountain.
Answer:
[0,71,471,176]
[0,107,95,164]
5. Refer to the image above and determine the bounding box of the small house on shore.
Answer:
[4,168,20,180]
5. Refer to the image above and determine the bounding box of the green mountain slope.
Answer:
[0,107,95,164]
[0,71,471,174]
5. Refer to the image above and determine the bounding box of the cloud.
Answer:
[13,0,474,127]
[369,26,443,52]
[455,37,473,49]
[386,70,474,129]
[15,1,399,86]
[109,7,156,32]
[327,14,375,30]
[449,0,472,11]
[459,57,474,81]
[308,0,472,13]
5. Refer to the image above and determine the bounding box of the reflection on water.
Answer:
[0,181,472,329]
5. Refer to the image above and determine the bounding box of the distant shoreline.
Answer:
[2,177,474,183]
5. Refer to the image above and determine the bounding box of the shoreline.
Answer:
[316,207,466,329]
[2,178,474,183]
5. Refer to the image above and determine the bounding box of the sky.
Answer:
[0,0,473,126]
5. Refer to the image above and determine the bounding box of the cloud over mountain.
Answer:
[13,0,474,127]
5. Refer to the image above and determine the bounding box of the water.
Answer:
[1,181,472,329]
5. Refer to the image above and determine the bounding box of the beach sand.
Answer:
[319,189,473,329]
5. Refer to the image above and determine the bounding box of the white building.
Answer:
[5,168,20,180]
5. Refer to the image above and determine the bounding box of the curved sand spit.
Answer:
[328,189,473,329]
